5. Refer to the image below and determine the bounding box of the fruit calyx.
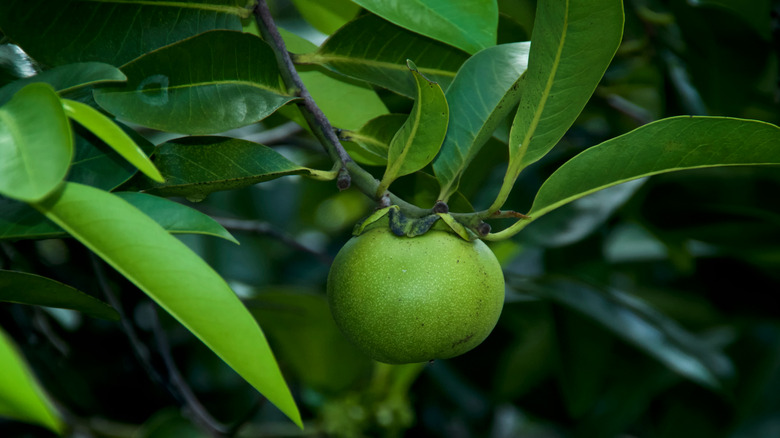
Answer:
[353,205,480,240]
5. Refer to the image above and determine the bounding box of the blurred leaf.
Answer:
[248,290,372,394]
[296,14,469,97]
[496,0,623,208]
[93,31,296,135]
[0,193,238,243]
[0,83,72,202]
[0,270,118,320]
[341,114,407,166]
[351,0,498,54]
[521,276,734,389]
[31,182,302,427]
[0,0,247,66]
[290,0,360,35]
[527,117,780,221]
[136,136,319,201]
[433,42,530,200]
[0,62,125,105]
[690,0,772,39]
[0,326,64,434]
[0,43,36,87]
[135,408,209,438]
[61,99,163,182]
[379,61,449,193]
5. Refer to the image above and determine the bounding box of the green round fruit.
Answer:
[326,226,505,364]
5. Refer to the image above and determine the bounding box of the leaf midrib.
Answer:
[302,53,457,79]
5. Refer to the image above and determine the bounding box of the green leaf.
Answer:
[0,270,118,320]
[0,326,64,434]
[0,0,247,67]
[290,0,360,34]
[378,61,449,195]
[93,31,296,135]
[433,42,531,201]
[135,137,318,201]
[32,182,302,427]
[0,83,73,202]
[0,193,238,244]
[492,0,624,211]
[351,0,498,54]
[296,14,470,97]
[340,114,407,166]
[0,62,126,105]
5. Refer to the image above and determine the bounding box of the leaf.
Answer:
[0,326,64,434]
[340,114,407,166]
[492,0,624,210]
[290,0,360,34]
[351,0,498,54]
[32,182,302,427]
[296,14,470,97]
[0,270,118,320]
[378,61,449,194]
[0,62,126,105]
[433,42,531,201]
[0,83,72,202]
[0,0,247,67]
[0,193,238,244]
[93,31,296,135]
[524,276,734,389]
[528,117,780,221]
[135,137,316,201]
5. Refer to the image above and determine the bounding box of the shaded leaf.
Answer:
[433,42,531,200]
[0,326,64,434]
[340,114,407,166]
[0,83,72,202]
[290,0,360,35]
[0,0,247,67]
[0,270,118,320]
[94,31,296,135]
[352,0,498,54]
[0,62,126,105]
[32,182,302,427]
[296,14,469,97]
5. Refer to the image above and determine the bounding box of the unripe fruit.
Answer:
[327,226,505,364]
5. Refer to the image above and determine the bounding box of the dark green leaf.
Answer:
[93,31,296,135]
[0,0,247,67]
[0,83,72,202]
[0,62,126,105]
[351,0,498,54]
[0,270,118,320]
[341,114,408,166]
[296,14,470,97]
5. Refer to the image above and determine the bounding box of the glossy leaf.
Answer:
[0,83,72,202]
[0,0,247,67]
[135,137,317,201]
[340,114,407,166]
[493,0,624,210]
[290,0,360,34]
[62,99,163,182]
[296,14,470,97]
[351,0,498,54]
[0,193,237,243]
[93,31,296,135]
[0,270,118,320]
[433,42,531,201]
[0,326,64,434]
[32,182,302,427]
[0,62,126,105]
[379,61,449,194]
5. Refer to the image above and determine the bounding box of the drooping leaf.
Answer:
[0,193,237,243]
[290,0,361,34]
[93,31,296,135]
[0,0,248,67]
[351,0,498,54]
[433,42,531,201]
[31,182,302,427]
[378,61,449,194]
[135,137,318,201]
[0,62,126,105]
[295,14,469,97]
[0,326,64,434]
[492,0,624,210]
[0,270,118,320]
[340,114,408,166]
[0,83,72,203]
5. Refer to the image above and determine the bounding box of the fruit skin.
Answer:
[327,226,505,364]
